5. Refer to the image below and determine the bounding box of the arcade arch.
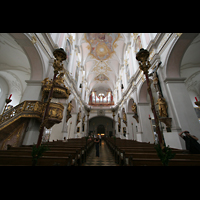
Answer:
[166,33,199,79]
[0,33,45,111]
[89,116,113,136]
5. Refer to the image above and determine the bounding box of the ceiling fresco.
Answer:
[94,74,109,82]
[91,61,112,74]
[85,33,120,60]
[80,33,127,99]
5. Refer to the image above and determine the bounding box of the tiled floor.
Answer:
[83,139,118,166]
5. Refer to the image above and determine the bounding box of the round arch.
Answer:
[128,98,134,112]
[89,115,113,136]
[165,33,199,79]
[0,33,45,106]
[71,98,77,114]
[89,115,113,121]
[121,107,125,117]
[9,33,44,80]
[138,79,153,103]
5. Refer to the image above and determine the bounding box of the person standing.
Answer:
[94,135,100,157]
[179,130,200,154]
[99,134,101,146]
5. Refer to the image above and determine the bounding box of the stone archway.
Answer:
[138,79,153,103]
[128,98,134,112]
[89,116,113,136]
[2,33,45,103]
[166,33,199,79]
[9,33,44,81]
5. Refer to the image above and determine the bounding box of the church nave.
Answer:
[1,33,200,166]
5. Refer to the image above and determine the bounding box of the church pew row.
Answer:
[104,138,159,164]
[118,147,188,161]
[117,148,189,165]
[0,137,94,166]
[129,158,200,166]
[104,137,200,166]
[42,143,93,162]
[44,145,86,163]
[124,152,200,166]
[22,137,94,164]
[0,155,72,166]
[0,149,79,166]
[43,138,94,160]
[7,146,83,166]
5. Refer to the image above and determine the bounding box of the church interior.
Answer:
[0,33,200,166]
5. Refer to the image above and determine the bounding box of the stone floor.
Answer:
[83,139,118,166]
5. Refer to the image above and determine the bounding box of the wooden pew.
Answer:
[7,145,83,165]
[1,137,95,166]
[129,157,200,166]
[43,138,94,162]
[104,137,200,166]
[115,147,157,165]
[119,147,190,166]
[21,143,86,164]
[43,145,86,163]
[0,149,79,166]
[0,155,72,166]
[123,152,199,166]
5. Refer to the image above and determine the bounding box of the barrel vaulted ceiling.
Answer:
[78,33,131,96]
[0,33,31,106]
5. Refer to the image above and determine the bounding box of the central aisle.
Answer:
[83,139,118,166]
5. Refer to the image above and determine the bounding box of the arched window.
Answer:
[64,38,71,69]
[107,91,111,102]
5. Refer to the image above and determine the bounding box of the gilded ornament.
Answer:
[52,48,67,73]
[41,73,71,101]
[0,100,64,135]
[84,33,120,61]
[31,36,37,44]
[156,93,168,118]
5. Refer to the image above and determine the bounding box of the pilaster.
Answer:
[137,102,154,143]
[20,80,42,102]
[164,77,200,149]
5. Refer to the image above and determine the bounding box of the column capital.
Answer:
[25,80,42,86]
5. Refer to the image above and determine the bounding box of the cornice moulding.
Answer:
[164,77,186,83]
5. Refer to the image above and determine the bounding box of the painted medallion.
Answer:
[95,74,109,82]
[85,33,119,60]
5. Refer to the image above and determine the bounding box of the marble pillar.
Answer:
[164,78,200,149]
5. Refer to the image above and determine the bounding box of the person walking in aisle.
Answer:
[94,134,100,157]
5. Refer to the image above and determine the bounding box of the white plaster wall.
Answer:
[163,130,183,149]
[137,103,154,143]
[20,80,42,102]
[0,76,9,114]
[127,113,136,140]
